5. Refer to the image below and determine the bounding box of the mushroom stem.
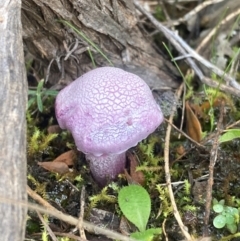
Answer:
[86,152,126,186]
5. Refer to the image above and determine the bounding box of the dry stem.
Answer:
[133,0,240,96]
[26,185,137,241]
[203,103,224,236]
[163,84,194,241]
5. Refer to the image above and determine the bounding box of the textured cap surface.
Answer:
[55,67,163,156]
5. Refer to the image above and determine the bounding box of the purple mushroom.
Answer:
[55,67,164,186]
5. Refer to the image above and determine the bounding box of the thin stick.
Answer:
[196,8,240,53]
[164,118,205,148]
[26,186,137,241]
[54,232,87,241]
[79,186,87,239]
[225,119,240,130]
[203,103,224,236]
[163,85,194,240]
[133,0,240,95]
[166,0,225,27]
[37,211,58,241]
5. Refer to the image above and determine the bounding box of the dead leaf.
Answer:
[38,161,69,174]
[185,101,202,143]
[53,150,77,166]
[89,208,120,232]
[38,150,77,174]
[175,145,185,155]
[119,216,133,236]
[189,103,207,119]
[47,125,62,134]
[126,152,145,185]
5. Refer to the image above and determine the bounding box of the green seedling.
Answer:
[28,79,58,112]
[213,198,239,234]
[118,185,161,241]
[219,129,240,143]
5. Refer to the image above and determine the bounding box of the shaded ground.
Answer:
[26,1,240,241]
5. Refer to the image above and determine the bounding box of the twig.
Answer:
[64,38,79,61]
[162,218,168,241]
[54,232,88,241]
[163,85,194,240]
[226,119,240,130]
[156,174,209,187]
[178,82,186,138]
[164,117,205,148]
[203,102,224,236]
[133,0,240,96]
[166,0,225,27]
[79,186,87,240]
[26,186,137,241]
[196,8,240,53]
[37,211,58,241]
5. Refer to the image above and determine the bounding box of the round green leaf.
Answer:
[219,129,240,143]
[213,214,226,229]
[131,228,162,241]
[225,206,238,216]
[118,185,151,232]
[225,213,235,225]
[219,199,225,206]
[213,204,224,213]
[226,223,237,234]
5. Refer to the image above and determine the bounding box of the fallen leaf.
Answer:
[38,150,77,174]
[89,208,120,232]
[175,145,185,155]
[53,150,77,166]
[119,216,133,236]
[185,101,202,143]
[47,125,62,134]
[126,152,145,185]
[190,103,207,119]
[38,161,69,174]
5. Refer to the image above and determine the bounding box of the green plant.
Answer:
[28,175,48,200]
[156,184,173,218]
[177,180,197,212]
[41,214,49,241]
[88,186,117,212]
[136,134,165,188]
[118,185,161,241]
[219,129,240,143]
[27,127,58,156]
[28,79,58,112]
[213,198,239,234]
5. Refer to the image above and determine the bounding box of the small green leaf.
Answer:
[219,129,240,143]
[219,199,225,206]
[28,90,37,95]
[37,79,44,94]
[225,213,235,225]
[28,97,36,109]
[43,90,59,96]
[213,204,224,213]
[225,206,239,216]
[213,214,226,229]
[212,198,219,206]
[35,79,45,112]
[131,228,162,241]
[37,93,43,112]
[226,223,237,234]
[118,185,151,232]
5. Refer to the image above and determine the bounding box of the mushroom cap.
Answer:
[55,67,163,156]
